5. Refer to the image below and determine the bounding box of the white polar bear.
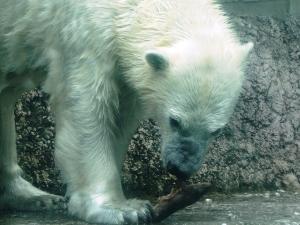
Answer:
[0,0,252,224]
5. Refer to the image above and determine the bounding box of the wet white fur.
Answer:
[0,0,252,224]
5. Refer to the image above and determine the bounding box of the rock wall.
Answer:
[15,17,300,197]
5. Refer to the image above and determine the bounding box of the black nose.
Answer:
[166,161,191,180]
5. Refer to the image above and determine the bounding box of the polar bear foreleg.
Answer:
[52,58,152,224]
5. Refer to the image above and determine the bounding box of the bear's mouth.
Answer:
[162,138,204,180]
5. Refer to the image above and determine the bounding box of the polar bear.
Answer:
[0,0,252,224]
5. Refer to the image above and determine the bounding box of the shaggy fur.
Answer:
[0,0,252,224]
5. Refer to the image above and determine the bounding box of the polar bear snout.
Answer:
[162,137,206,179]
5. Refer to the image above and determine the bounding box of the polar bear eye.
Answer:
[169,117,181,130]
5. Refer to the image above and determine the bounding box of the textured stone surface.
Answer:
[15,90,65,195]
[15,17,300,197]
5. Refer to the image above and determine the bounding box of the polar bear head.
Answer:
[143,39,253,179]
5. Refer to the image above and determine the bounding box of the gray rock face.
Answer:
[15,17,300,196]
[15,90,65,195]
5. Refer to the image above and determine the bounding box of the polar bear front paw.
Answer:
[124,199,153,223]
[68,193,153,225]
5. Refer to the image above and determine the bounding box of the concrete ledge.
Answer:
[219,0,300,17]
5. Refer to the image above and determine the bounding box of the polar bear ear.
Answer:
[145,50,169,71]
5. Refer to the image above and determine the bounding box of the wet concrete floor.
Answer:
[1,191,300,225]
